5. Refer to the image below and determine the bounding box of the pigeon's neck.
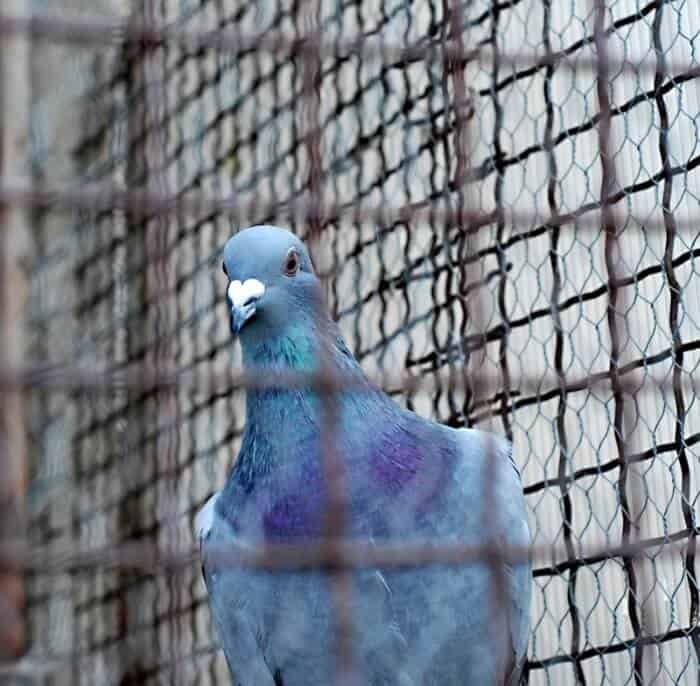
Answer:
[241,316,364,380]
[229,323,392,494]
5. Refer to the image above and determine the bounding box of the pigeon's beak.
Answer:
[227,278,266,335]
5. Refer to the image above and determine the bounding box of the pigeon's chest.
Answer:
[227,405,456,541]
[225,451,331,541]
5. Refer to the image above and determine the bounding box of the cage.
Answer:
[1,0,700,684]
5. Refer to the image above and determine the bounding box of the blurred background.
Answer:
[1,0,700,683]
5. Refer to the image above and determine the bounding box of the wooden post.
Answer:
[0,0,31,662]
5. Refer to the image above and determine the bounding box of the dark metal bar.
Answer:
[0,10,698,77]
[5,178,700,235]
[296,0,357,681]
[3,524,700,574]
[0,357,697,402]
[473,0,514,658]
[0,0,30,660]
[542,0,584,681]
[115,3,169,683]
[593,0,645,682]
[141,1,183,684]
[654,0,700,672]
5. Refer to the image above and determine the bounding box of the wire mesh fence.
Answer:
[1,0,700,684]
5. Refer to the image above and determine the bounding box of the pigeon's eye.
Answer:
[222,262,229,278]
[283,248,300,277]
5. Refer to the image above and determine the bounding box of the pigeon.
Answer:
[197,225,531,685]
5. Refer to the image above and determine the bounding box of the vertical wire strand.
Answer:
[426,3,444,421]
[489,0,511,444]
[297,1,356,683]
[399,1,417,414]
[374,3,391,380]
[543,0,584,682]
[0,0,30,661]
[447,0,511,678]
[592,1,644,683]
[486,2,517,677]
[349,0,365,370]
[144,0,179,680]
[167,2,186,681]
[439,0,460,426]
[119,8,153,681]
[326,4,342,327]
[653,0,700,674]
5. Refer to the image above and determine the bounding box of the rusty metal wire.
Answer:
[0,9,698,77]
[3,0,700,684]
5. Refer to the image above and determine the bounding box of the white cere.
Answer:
[227,278,266,308]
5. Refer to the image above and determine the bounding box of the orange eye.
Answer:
[283,248,300,276]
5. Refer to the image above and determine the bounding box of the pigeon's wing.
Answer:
[355,563,414,685]
[454,430,532,679]
[500,476,532,683]
[197,493,277,686]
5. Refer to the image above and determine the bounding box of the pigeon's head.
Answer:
[222,225,324,347]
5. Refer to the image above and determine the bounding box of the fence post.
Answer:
[0,0,31,662]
